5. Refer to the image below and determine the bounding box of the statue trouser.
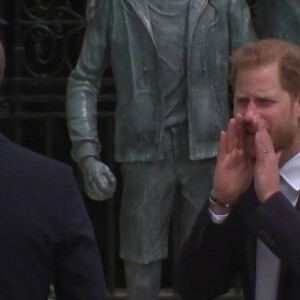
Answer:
[124,260,162,300]
[120,122,215,300]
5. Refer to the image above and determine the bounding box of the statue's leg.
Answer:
[170,124,216,295]
[166,122,216,258]
[176,157,216,256]
[124,260,161,300]
[120,129,177,300]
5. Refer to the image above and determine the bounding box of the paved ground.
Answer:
[49,287,245,299]
[108,288,245,300]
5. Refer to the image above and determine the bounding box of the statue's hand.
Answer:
[80,156,116,201]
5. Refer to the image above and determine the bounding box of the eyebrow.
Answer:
[235,92,277,99]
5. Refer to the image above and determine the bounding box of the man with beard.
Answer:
[177,38,300,300]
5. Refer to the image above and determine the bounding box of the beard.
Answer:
[244,122,297,158]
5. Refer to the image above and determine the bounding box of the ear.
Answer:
[296,89,300,102]
[295,90,300,117]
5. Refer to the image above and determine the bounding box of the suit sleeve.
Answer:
[66,0,111,165]
[176,201,239,300]
[228,0,256,51]
[53,170,108,300]
[245,191,300,277]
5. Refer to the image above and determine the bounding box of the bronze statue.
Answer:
[66,0,255,299]
[256,0,300,45]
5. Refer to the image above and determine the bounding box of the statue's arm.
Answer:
[227,0,256,51]
[66,0,116,201]
[66,0,111,164]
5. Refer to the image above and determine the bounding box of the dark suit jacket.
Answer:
[177,185,300,300]
[0,132,108,299]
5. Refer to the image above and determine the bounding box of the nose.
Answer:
[243,101,258,121]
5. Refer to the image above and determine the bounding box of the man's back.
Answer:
[0,132,107,299]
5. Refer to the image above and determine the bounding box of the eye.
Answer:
[235,97,249,105]
[257,98,274,106]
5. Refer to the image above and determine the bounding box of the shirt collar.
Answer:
[280,151,300,192]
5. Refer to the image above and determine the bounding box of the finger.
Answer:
[255,128,274,162]
[103,166,117,185]
[101,166,117,190]
[85,182,108,201]
[255,119,265,133]
[254,131,263,162]
[226,118,239,153]
[217,131,227,161]
[255,120,271,150]
[235,113,244,150]
[105,172,117,190]
[94,174,116,195]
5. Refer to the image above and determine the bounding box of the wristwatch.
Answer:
[209,194,235,209]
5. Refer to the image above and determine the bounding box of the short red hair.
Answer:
[230,39,300,97]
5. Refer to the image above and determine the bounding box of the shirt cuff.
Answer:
[209,207,229,224]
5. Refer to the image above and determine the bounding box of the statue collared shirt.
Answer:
[149,0,189,127]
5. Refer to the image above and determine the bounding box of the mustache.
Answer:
[243,118,262,134]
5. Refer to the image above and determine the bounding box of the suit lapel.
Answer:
[295,192,300,210]
[245,233,257,297]
[241,186,260,297]
[276,192,300,300]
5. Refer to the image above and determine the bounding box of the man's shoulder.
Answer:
[0,133,73,181]
[86,0,112,21]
